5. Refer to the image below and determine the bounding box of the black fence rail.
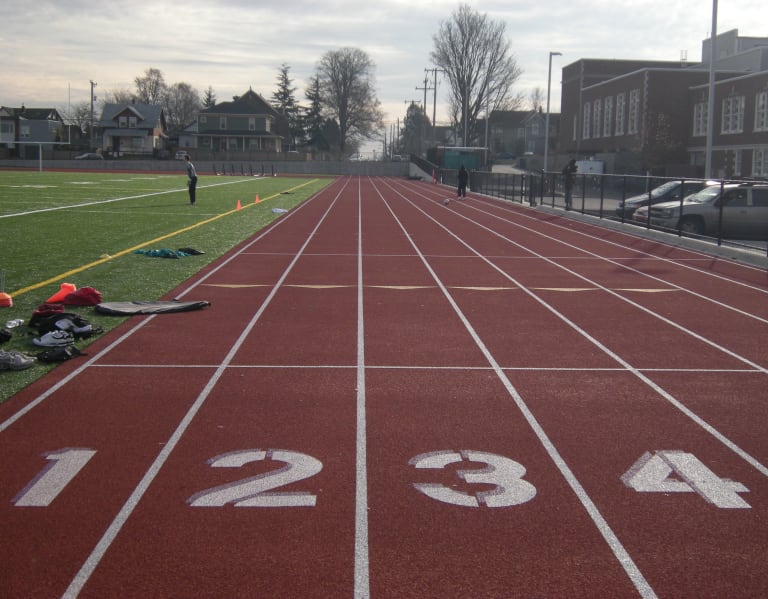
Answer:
[433,167,768,257]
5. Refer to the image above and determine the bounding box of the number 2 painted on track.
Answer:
[187,449,322,507]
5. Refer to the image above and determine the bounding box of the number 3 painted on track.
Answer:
[409,450,537,508]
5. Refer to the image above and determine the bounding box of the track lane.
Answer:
[366,179,656,596]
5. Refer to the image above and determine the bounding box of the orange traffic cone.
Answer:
[254,194,260,204]
[0,271,11,307]
[236,199,242,210]
[46,282,77,303]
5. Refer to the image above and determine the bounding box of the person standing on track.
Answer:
[562,158,577,210]
[185,155,198,206]
[457,164,469,199]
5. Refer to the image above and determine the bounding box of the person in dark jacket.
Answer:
[562,159,577,210]
[185,155,198,205]
[457,164,469,198]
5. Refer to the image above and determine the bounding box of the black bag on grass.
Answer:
[33,313,103,339]
[36,345,85,362]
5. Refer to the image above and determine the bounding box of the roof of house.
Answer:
[199,88,278,116]
[0,106,63,121]
[98,103,165,128]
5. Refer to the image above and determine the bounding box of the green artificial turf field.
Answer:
[0,169,333,402]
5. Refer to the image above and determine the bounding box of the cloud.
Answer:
[1,0,764,133]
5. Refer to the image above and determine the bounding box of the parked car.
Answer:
[75,152,103,160]
[636,183,768,240]
[615,180,710,219]
[174,150,189,160]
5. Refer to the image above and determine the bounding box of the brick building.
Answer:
[558,29,768,178]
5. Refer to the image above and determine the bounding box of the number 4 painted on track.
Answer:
[621,450,750,509]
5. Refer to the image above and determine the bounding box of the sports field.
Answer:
[1,175,766,597]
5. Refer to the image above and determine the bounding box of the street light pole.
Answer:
[705,0,718,179]
[544,52,562,173]
[89,80,97,150]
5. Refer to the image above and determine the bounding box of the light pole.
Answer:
[544,52,562,173]
[89,80,97,150]
[705,0,717,179]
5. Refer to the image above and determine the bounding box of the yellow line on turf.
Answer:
[10,179,320,299]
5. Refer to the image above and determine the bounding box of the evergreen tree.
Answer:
[202,86,217,108]
[271,64,303,150]
[303,75,327,152]
[400,102,431,156]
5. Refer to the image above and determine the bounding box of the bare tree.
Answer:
[164,82,201,133]
[529,87,544,112]
[317,47,384,159]
[99,88,135,108]
[431,3,522,145]
[134,68,167,105]
[60,101,91,133]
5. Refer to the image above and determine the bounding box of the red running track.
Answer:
[1,176,766,598]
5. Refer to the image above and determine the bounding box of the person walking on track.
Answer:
[457,164,469,199]
[185,155,198,206]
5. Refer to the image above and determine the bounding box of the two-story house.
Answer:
[0,105,65,158]
[194,88,289,157]
[97,103,167,157]
[558,29,768,178]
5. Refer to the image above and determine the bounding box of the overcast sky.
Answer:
[1,0,763,135]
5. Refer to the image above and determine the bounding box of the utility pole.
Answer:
[545,52,562,173]
[425,67,445,150]
[89,80,97,150]
[416,74,434,157]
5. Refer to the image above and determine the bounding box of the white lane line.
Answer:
[384,179,768,479]
[469,198,768,324]
[436,192,768,372]
[354,178,370,599]
[457,183,768,296]
[61,180,350,598]
[0,178,253,219]
[397,177,768,303]
[90,364,759,374]
[371,179,658,598]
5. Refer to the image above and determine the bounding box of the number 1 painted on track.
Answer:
[13,448,97,507]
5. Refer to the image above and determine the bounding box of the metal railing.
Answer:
[433,168,768,258]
